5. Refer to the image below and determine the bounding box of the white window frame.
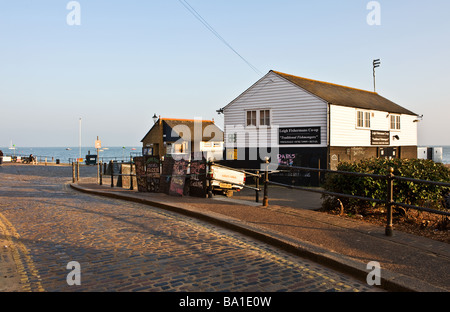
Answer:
[356,110,371,129]
[259,109,271,127]
[246,110,257,127]
[245,109,271,128]
[390,114,401,131]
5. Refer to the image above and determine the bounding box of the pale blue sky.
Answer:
[0,0,449,147]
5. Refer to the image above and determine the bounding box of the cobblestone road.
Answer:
[0,165,381,292]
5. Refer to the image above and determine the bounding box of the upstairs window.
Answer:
[260,110,271,126]
[390,115,401,130]
[246,109,271,127]
[356,110,371,128]
[246,110,257,126]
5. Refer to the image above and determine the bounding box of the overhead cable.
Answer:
[177,0,263,76]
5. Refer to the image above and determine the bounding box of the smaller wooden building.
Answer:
[141,117,224,159]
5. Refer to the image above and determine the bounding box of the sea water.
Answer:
[0,146,142,163]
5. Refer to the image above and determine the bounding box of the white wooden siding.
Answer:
[224,72,328,148]
[330,105,417,147]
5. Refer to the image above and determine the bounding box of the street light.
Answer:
[152,113,158,124]
[373,59,381,92]
[79,118,82,160]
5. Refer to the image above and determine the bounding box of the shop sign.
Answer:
[371,130,390,146]
[279,127,321,145]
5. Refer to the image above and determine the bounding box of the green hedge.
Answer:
[322,158,450,213]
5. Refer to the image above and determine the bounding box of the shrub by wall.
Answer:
[322,158,450,214]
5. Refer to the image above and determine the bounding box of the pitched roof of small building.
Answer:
[141,118,223,143]
[272,70,417,115]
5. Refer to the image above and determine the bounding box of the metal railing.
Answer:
[72,155,450,237]
[68,156,141,164]
[260,161,450,236]
[81,158,264,201]
[7,154,60,164]
[71,158,137,190]
[101,158,136,190]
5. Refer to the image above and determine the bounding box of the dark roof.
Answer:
[163,119,223,142]
[141,118,223,142]
[272,70,417,116]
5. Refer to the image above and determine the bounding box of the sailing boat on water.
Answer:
[8,140,16,156]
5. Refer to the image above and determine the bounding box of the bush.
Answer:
[322,158,450,214]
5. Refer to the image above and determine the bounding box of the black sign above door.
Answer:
[371,130,390,146]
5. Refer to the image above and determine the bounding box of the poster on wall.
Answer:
[279,127,321,145]
[189,159,207,197]
[169,159,189,196]
[145,156,160,192]
[134,157,147,192]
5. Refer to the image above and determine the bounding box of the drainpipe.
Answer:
[327,103,331,170]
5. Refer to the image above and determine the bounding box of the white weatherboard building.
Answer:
[219,70,420,179]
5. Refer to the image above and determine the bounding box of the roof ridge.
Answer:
[272,70,378,95]
[162,118,215,123]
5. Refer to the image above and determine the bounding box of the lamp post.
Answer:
[373,59,381,92]
[79,118,82,161]
[152,113,158,124]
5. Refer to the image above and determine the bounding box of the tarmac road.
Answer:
[0,164,381,292]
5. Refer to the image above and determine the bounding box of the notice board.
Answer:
[145,156,160,192]
[189,159,207,197]
[371,130,390,146]
[169,159,189,196]
[134,157,147,192]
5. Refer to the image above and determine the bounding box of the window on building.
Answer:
[390,115,401,130]
[173,142,188,154]
[356,110,371,128]
[260,110,271,126]
[246,110,257,126]
[357,111,364,127]
[246,109,271,127]
[364,112,371,128]
[143,147,153,156]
